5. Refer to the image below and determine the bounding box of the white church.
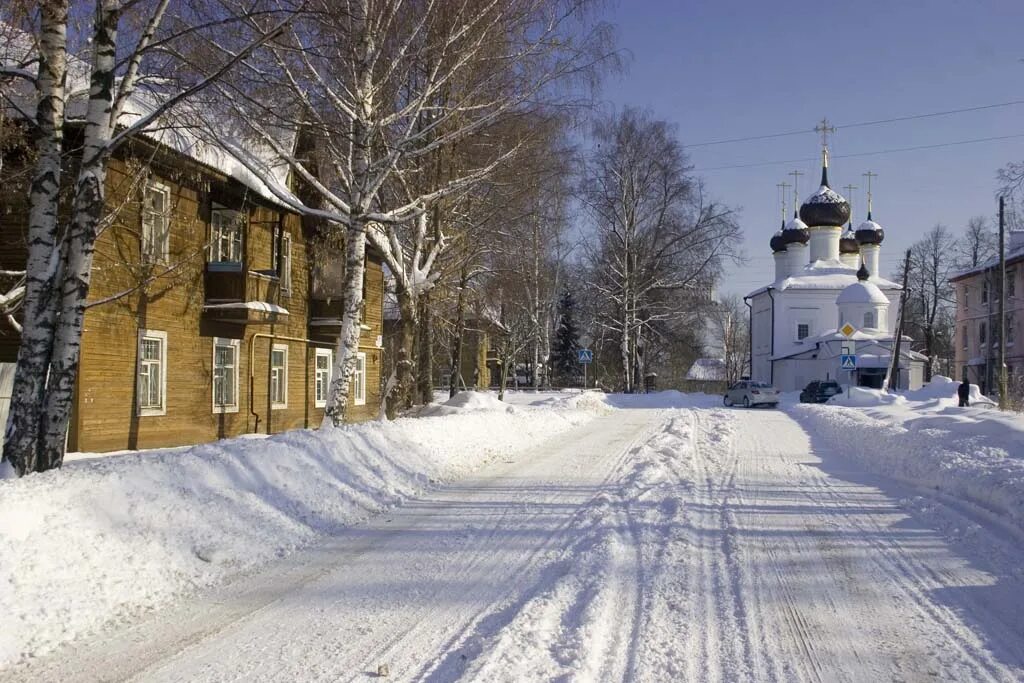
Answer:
[746,150,926,392]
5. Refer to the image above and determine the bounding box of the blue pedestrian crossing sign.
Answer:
[840,354,857,370]
[577,348,594,364]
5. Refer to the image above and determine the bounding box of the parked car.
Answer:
[800,380,842,403]
[723,380,778,408]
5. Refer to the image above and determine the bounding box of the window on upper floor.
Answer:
[864,311,876,329]
[796,323,810,341]
[271,228,293,294]
[1008,269,1016,299]
[982,280,989,304]
[141,182,170,263]
[1008,313,1016,346]
[962,325,968,351]
[210,205,245,265]
[964,286,969,308]
[980,321,987,346]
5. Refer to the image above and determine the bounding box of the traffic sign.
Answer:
[840,341,854,356]
[840,323,857,338]
[840,354,857,370]
[577,348,594,364]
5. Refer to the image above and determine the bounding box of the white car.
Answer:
[723,380,779,408]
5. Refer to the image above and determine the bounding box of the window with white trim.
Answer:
[271,228,293,294]
[863,311,875,329]
[137,330,167,416]
[270,343,288,408]
[142,182,170,262]
[210,205,245,264]
[213,337,240,413]
[314,348,332,408]
[353,352,367,406]
[1008,269,1016,299]
[796,322,810,340]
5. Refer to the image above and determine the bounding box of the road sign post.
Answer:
[577,348,593,390]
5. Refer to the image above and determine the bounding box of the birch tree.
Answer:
[213,0,612,423]
[1,1,293,475]
[580,108,739,392]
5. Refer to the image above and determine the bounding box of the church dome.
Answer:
[836,276,888,306]
[855,212,885,245]
[770,228,787,253]
[799,161,850,227]
[781,214,810,245]
[840,224,859,254]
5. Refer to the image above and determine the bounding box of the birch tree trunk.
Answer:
[417,292,433,404]
[2,2,68,475]
[449,268,468,398]
[36,0,120,469]
[386,286,417,418]
[323,222,367,426]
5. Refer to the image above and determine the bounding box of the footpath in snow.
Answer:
[0,390,601,668]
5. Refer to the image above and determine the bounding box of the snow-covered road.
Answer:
[7,404,1024,682]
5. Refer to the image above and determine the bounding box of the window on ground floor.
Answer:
[314,348,332,408]
[353,352,366,406]
[271,344,288,409]
[213,337,240,413]
[137,330,167,416]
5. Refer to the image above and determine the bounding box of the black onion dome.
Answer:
[770,230,787,252]
[855,211,885,245]
[840,224,860,254]
[857,263,870,280]
[799,164,851,228]
[781,213,810,245]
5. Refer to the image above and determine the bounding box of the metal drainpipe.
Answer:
[766,287,776,385]
[248,332,333,434]
[743,295,752,379]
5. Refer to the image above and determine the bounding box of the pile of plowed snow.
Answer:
[790,378,1024,532]
[0,392,599,667]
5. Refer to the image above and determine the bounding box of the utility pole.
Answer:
[999,196,1008,409]
[885,248,912,392]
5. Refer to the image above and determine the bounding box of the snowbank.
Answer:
[788,391,1024,534]
[0,398,597,667]
[827,386,906,407]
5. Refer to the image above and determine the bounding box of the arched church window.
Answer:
[864,311,875,328]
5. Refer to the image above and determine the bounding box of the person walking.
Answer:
[958,380,971,407]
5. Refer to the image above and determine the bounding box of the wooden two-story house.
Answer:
[0,129,384,453]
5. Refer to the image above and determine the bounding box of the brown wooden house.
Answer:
[0,131,384,453]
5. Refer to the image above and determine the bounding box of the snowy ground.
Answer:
[3,387,1024,681]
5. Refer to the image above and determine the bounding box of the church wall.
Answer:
[749,291,774,383]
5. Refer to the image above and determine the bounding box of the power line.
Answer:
[696,132,1024,172]
[685,99,1024,148]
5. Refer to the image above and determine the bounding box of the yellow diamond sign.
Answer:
[840,323,857,338]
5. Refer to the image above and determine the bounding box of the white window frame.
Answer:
[314,348,332,408]
[210,204,245,264]
[141,181,170,263]
[863,311,875,329]
[353,351,367,406]
[212,337,240,414]
[270,343,288,409]
[271,229,293,294]
[137,329,167,417]
[795,321,811,341]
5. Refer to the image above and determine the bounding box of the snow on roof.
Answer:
[203,301,290,315]
[685,358,726,381]
[836,280,888,305]
[747,262,899,297]
[949,237,1024,282]
[1,22,298,209]
[804,184,846,205]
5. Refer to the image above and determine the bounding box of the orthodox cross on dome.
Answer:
[862,170,878,218]
[814,117,836,153]
[788,169,804,212]
[777,181,791,225]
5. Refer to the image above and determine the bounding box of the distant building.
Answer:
[949,232,1024,395]
[745,151,924,392]
[684,358,727,393]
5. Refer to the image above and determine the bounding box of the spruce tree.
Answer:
[552,288,581,385]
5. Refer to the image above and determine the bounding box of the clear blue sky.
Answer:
[599,0,1024,296]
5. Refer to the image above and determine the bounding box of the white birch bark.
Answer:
[2,1,68,474]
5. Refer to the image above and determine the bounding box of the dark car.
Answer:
[800,380,842,403]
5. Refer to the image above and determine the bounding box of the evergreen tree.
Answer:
[552,288,581,384]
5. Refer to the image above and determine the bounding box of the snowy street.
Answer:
[6,399,1023,682]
